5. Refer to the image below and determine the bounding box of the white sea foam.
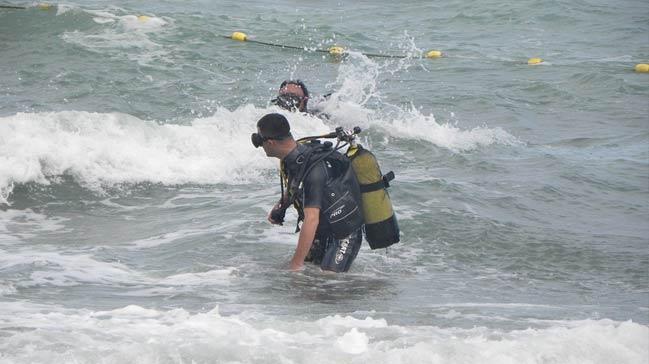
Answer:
[316,52,520,152]
[0,282,17,295]
[0,209,68,241]
[59,7,171,65]
[336,328,369,354]
[0,108,329,204]
[125,229,214,250]
[61,29,167,65]
[0,303,645,364]
[382,107,520,152]
[0,248,147,287]
[160,268,236,286]
[0,245,235,288]
[118,15,168,32]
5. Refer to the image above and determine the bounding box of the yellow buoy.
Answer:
[528,57,543,65]
[634,64,649,73]
[231,32,247,42]
[37,3,51,10]
[425,50,442,59]
[137,15,151,23]
[329,46,345,56]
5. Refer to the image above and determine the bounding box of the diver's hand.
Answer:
[268,203,284,225]
[288,258,304,271]
[288,207,318,272]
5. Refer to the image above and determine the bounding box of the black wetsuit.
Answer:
[283,144,363,272]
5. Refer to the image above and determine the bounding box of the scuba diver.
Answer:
[252,113,364,272]
[271,80,331,119]
[252,113,400,272]
[271,80,310,113]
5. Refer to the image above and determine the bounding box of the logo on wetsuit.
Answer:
[330,206,344,219]
[335,238,350,264]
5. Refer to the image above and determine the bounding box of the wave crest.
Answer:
[0,108,330,204]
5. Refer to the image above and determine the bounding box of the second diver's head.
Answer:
[272,80,309,112]
[252,113,296,158]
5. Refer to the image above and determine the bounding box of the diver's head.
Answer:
[271,80,309,112]
[253,113,296,158]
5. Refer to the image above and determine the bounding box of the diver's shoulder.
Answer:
[305,108,330,120]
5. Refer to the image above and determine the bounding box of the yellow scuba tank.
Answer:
[346,145,399,249]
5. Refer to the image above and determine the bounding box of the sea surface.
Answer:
[0,0,648,363]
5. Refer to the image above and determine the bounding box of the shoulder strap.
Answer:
[286,142,335,205]
[274,140,344,233]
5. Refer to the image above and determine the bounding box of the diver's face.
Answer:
[257,127,276,157]
[278,84,306,112]
[262,140,273,157]
[279,83,305,98]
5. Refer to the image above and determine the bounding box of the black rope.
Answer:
[358,52,409,59]
[224,35,418,59]
[248,39,311,52]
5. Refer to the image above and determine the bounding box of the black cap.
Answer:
[256,113,291,139]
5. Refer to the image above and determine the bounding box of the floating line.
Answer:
[224,32,441,59]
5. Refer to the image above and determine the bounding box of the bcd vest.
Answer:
[283,141,364,239]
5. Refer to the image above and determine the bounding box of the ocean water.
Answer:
[1,0,648,363]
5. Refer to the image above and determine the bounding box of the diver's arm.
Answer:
[289,207,319,271]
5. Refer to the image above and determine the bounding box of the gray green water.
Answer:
[0,1,648,363]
